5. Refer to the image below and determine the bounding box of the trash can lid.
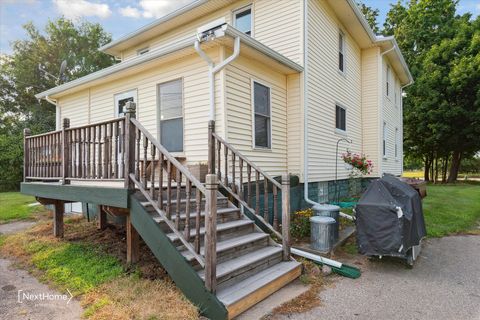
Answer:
[309,216,336,224]
[312,204,340,212]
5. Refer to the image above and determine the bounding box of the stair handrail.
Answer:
[208,121,291,260]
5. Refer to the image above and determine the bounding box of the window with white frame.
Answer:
[338,31,345,73]
[114,89,137,117]
[335,104,346,132]
[158,79,183,152]
[233,5,252,36]
[253,81,271,148]
[395,127,399,158]
[383,122,387,157]
[386,65,390,96]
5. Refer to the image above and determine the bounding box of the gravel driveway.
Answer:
[283,235,480,320]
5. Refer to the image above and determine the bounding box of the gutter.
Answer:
[35,24,302,100]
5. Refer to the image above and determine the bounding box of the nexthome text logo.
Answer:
[17,289,73,304]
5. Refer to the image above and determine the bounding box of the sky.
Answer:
[1,0,480,55]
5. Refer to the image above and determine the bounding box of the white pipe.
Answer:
[194,36,240,121]
[303,0,317,207]
[45,95,60,130]
[291,248,343,268]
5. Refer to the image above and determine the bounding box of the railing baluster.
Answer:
[195,191,201,254]
[103,124,108,179]
[232,153,236,194]
[73,129,78,178]
[239,158,243,200]
[108,122,113,178]
[223,145,228,186]
[86,127,90,178]
[255,171,260,216]
[184,180,191,241]
[79,128,83,178]
[135,128,140,181]
[175,170,182,230]
[247,165,252,207]
[217,140,221,181]
[150,143,156,199]
[158,153,164,210]
[92,126,96,178]
[143,135,148,189]
[97,125,102,179]
[166,160,172,219]
[114,121,119,179]
[264,178,269,223]
[273,185,278,231]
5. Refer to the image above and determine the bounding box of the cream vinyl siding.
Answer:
[381,56,403,175]
[57,48,223,165]
[361,47,380,177]
[305,0,363,182]
[287,73,303,177]
[58,90,89,127]
[254,0,303,65]
[225,55,288,177]
[121,0,303,65]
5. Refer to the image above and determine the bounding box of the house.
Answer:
[23,0,412,318]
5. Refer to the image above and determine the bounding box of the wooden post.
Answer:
[204,174,218,293]
[97,205,107,230]
[53,200,64,238]
[124,101,136,189]
[126,213,139,264]
[62,118,70,185]
[281,173,291,260]
[208,120,215,174]
[23,128,31,182]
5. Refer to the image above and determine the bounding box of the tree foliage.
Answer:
[369,0,480,182]
[356,1,380,34]
[0,18,115,190]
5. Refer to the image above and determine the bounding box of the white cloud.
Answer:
[119,0,193,19]
[119,5,142,18]
[52,0,112,20]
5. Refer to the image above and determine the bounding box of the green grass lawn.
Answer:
[423,182,480,237]
[0,192,40,223]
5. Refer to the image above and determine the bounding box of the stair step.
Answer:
[167,219,254,242]
[198,246,283,282]
[150,207,240,223]
[217,261,302,319]
[181,232,269,262]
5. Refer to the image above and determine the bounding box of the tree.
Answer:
[357,1,380,34]
[0,18,115,190]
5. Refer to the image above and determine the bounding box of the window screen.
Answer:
[234,7,252,35]
[253,82,271,148]
[159,79,183,152]
[335,105,346,131]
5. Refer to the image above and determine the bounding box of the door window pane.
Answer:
[114,90,137,117]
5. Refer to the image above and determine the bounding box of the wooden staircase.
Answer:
[134,184,301,319]
[22,102,301,319]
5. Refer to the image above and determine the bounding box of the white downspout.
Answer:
[194,36,240,121]
[303,0,317,206]
[45,95,60,130]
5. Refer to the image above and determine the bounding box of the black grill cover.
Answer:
[355,175,427,256]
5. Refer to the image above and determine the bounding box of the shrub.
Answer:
[290,209,314,240]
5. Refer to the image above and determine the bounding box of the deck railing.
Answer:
[207,120,291,260]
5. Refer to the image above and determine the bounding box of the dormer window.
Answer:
[233,5,252,36]
[137,47,149,55]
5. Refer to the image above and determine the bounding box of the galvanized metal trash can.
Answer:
[313,204,340,242]
[310,216,336,252]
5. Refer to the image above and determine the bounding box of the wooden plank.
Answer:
[21,183,129,208]
[204,174,218,293]
[53,200,64,238]
[219,262,301,319]
[126,213,139,264]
